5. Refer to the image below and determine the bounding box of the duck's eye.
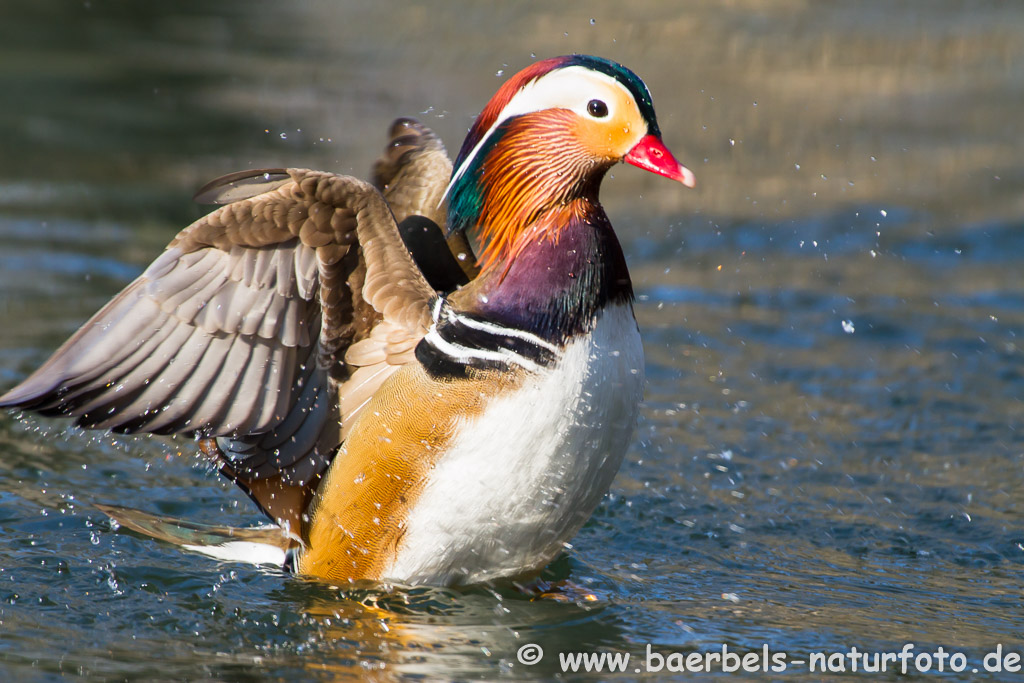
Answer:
[587,99,609,118]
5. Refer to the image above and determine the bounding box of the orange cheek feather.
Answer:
[575,91,643,159]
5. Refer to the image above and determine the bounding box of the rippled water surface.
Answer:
[1,1,1022,680]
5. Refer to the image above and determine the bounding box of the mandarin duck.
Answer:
[0,55,694,586]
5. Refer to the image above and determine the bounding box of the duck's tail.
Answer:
[94,503,297,568]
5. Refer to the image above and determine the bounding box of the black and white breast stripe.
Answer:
[416,298,561,378]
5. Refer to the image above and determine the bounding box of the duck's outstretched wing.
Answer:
[1,168,436,528]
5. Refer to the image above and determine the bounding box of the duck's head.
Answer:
[445,55,695,270]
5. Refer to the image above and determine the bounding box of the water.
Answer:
[1,1,1022,680]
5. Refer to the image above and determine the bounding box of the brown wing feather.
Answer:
[1,165,437,532]
[371,117,453,227]
[368,118,480,280]
[298,361,532,582]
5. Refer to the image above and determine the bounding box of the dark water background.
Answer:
[0,1,1022,680]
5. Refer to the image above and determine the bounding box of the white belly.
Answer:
[383,303,644,585]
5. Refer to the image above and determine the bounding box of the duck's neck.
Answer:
[448,197,634,343]
[445,112,634,342]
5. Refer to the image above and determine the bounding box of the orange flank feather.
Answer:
[298,363,527,583]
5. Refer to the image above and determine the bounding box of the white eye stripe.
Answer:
[441,66,645,205]
[498,67,626,120]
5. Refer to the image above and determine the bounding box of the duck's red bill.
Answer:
[625,134,696,188]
